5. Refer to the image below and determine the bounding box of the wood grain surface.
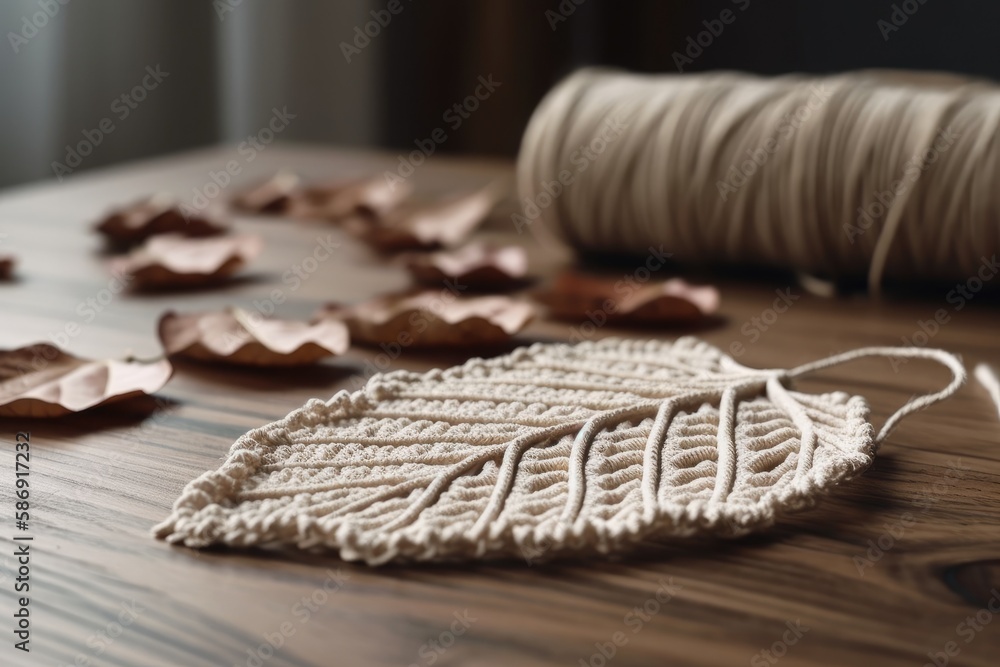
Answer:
[0,145,998,667]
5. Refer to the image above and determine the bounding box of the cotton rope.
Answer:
[156,338,966,565]
[516,68,1000,293]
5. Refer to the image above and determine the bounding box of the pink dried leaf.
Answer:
[111,234,263,292]
[541,272,720,323]
[343,184,502,252]
[231,172,302,214]
[317,291,535,347]
[293,176,413,221]
[94,194,227,247]
[0,255,15,281]
[158,309,350,366]
[405,242,529,288]
[0,344,172,417]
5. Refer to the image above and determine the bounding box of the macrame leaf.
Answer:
[156,337,883,564]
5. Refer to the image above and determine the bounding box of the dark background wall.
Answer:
[382,0,1000,156]
[2,0,998,188]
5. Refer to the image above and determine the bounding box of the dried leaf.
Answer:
[0,255,15,281]
[540,272,719,323]
[317,291,535,347]
[292,176,412,221]
[405,242,529,288]
[231,172,301,214]
[94,194,227,247]
[343,185,501,252]
[111,234,262,292]
[0,344,172,417]
[158,309,350,366]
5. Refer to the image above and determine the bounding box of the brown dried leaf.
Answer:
[0,344,172,417]
[292,176,413,221]
[158,308,350,366]
[317,291,535,347]
[94,194,227,247]
[539,272,720,323]
[342,185,501,252]
[404,242,529,289]
[231,172,302,214]
[0,255,15,281]
[111,234,262,292]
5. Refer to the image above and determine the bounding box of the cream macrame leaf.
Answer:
[155,337,963,565]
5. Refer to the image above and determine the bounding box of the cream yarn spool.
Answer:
[516,68,1000,292]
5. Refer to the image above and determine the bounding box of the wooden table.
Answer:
[1,145,998,667]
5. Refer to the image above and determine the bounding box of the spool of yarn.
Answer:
[515,68,1000,292]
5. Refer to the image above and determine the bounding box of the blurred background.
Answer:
[2,0,998,188]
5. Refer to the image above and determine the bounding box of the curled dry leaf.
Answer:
[342,185,502,252]
[111,234,262,292]
[539,272,720,323]
[231,172,301,214]
[94,194,227,247]
[158,308,350,366]
[0,255,15,281]
[317,291,535,347]
[0,344,172,417]
[404,242,529,289]
[293,176,413,221]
